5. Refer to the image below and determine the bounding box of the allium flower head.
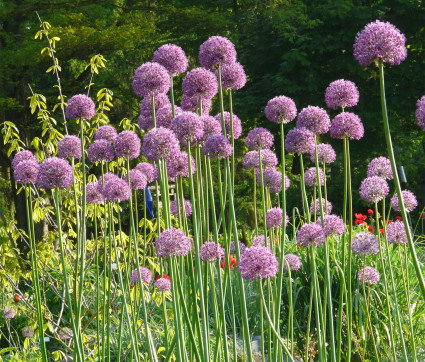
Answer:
[317,214,345,236]
[3,307,15,319]
[95,125,118,143]
[130,266,152,284]
[138,112,157,130]
[36,157,73,190]
[181,94,211,114]
[351,232,379,255]
[199,242,225,262]
[353,20,407,66]
[167,151,196,179]
[251,235,271,249]
[156,228,191,257]
[245,127,274,150]
[182,68,218,100]
[358,266,380,284]
[14,160,39,185]
[359,176,389,203]
[297,106,330,135]
[265,96,297,124]
[86,182,104,204]
[203,134,233,159]
[132,62,171,97]
[97,172,120,194]
[256,168,289,193]
[310,143,336,164]
[115,131,141,160]
[65,94,95,120]
[304,167,325,187]
[139,93,171,118]
[310,198,332,216]
[143,127,180,162]
[386,220,408,244]
[330,112,364,140]
[325,79,359,110]
[243,150,278,170]
[57,135,81,159]
[239,246,279,280]
[22,326,34,338]
[128,169,147,190]
[88,140,115,163]
[153,44,188,76]
[297,223,326,248]
[285,127,315,155]
[59,328,73,340]
[171,112,204,146]
[266,207,288,229]
[135,162,155,183]
[219,62,247,90]
[416,96,425,131]
[12,150,37,170]
[367,156,393,179]
[390,190,417,212]
[283,254,301,271]
[170,199,193,217]
[156,105,183,129]
[199,36,237,70]
[201,115,222,142]
[230,241,247,255]
[102,178,131,203]
[214,112,242,139]
[155,277,171,291]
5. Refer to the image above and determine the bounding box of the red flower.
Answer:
[230,257,237,268]
[395,216,402,221]
[116,306,121,311]
[368,225,374,233]
[355,213,367,221]
[355,219,365,225]
[387,220,392,224]
[155,274,171,281]
[130,285,135,289]
[379,228,385,234]
[367,209,374,215]
[14,295,20,302]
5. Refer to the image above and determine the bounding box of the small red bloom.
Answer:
[368,209,374,215]
[220,261,233,270]
[355,213,367,221]
[379,228,385,234]
[368,225,374,233]
[387,220,392,224]
[230,257,237,268]
[155,273,171,281]
[130,285,135,289]
[355,219,364,225]
[395,216,402,221]
[14,295,20,302]
[116,306,121,311]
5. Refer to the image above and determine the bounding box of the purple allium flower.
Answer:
[132,62,171,97]
[309,198,332,216]
[95,125,118,143]
[256,168,289,193]
[102,178,131,203]
[171,111,204,146]
[181,94,211,114]
[3,307,15,319]
[285,127,315,155]
[139,93,171,118]
[390,190,417,212]
[59,327,73,340]
[199,242,225,262]
[12,150,37,170]
[86,182,104,204]
[351,232,379,256]
[199,36,237,70]
[310,143,336,164]
[170,198,193,217]
[416,96,425,131]
[14,160,39,185]
[22,326,34,338]
[266,207,288,229]
[214,112,242,139]
[96,172,120,194]
[182,68,218,100]
[330,112,364,140]
[128,169,147,190]
[219,62,247,90]
[156,228,191,257]
[367,156,393,179]
[230,241,247,255]
[242,151,258,169]
[138,115,155,131]
[155,277,171,291]
[201,115,222,142]
[297,223,326,247]
[239,246,279,280]
[265,96,297,124]
[283,254,301,271]
[358,266,380,284]
[57,135,81,159]
[353,20,407,66]
[304,167,325,187]
[243,150,278,170]
[297,106,330,135]
[167,151,196,179]
[115,131,141,160]
[156,105,183,129]
[251,235,271,249]
[245,127,274,150]
[359,176,389,203]
[153,44,188,76]
[65,94,96,120]
[135,162,155,183]
[36,157,73,190]
[317,214,345,237]
[143,127,181,162]
[325,79,359,110]
[88,140,115,163]
[203,134,233,159]
[130,266,152,284]
[386,220,408,244]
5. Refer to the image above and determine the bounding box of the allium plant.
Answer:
[296,223,326,248]
[132,62,171,97]
[199,242,225,262]
[390,190,417,212]
[170,111,204,146]
[156,228,191,257]
[214,112,242,139]
[325,79,359,110]
[351,232,379,256]
[94,125,118,143]
[130,267,152,284]
[359,176,389,203]
[114,130,141,159]
[14,160,39,185]
[309,198,332,216]
[416,96,425,130]
[219,62,247,90]
[285,127,315,155]
[304,167,325,187]
[88,140,114,163]
[65,94,96,120]
[330,112,364,140]
[203,134,233,159]
[358,266,380,284]
[239,246,279,280]
[170,198,193,217]
[57,135,81,159]
[282,254,301,271]
[142,127,180,162]
[265,96,297,124]
[153,44,188,76]
[199,36,237,70]
[182,68,218,100]
[36,157,74,190]
[310,143,336,164]
[367,156,393,179]
[297,106,330,135]
[386,220,408,244]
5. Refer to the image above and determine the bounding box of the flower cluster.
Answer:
[170,199,193,217]
[351,232,379,256]
[386,220,408,244]
[153,44,188,76]
[203,134,233,159]
[14,160,39,185]
[115,131,141,160]
[330,112,364,140]
[88,140,114,163]
[358,266,380,285]
[182,68,218,101]
[95,125,118,143]
[130,267,152,284]
[171,112,204,146]
[143,127,180,162]
[310,143,336,164]
[199,36,237,70]
[36,157,74,190]
[129,169,147,190]
[132,62,171,97]
[265,96,297,124]
[390,190,417,212]
[214,112,242,139]
[65,94,95,120]
[86,182,104,204]
[156,228,191,257]
[199,242,225,262]
[309,198,332,216]
[285,127,315,155]
[367,157,393,179]
[265,207,288,229]
[325,79,359,110]
[282,254,301,271]
[239,246,279,280]
[416,96,425,131]
[296,223,326,248]
[297,106,330,135]
[359,176,389,203]
[57,136,81,159]
[304,167,324,187]
[155,277,171,291]
[317,214,345,237]
[245,127,274,150]
[219,62,247,90]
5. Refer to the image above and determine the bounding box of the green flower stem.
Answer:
[304,281,314,362]
[94,205,100,352]
[253,169,258,236]
[258,149,268,241]
[170,76,176,118]
[299,155,310,222]
[229,90,235,189]
[311,246,325,361]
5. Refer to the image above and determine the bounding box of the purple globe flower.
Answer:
[358,266,380,285]
[14,160,39,185]
[128,169,147,190]
[256,168,289,193]
[182,68,218,100]
[201,115,222,142]
[219,62,247,90]
[132,62,171,97]
[230,241,247,255]
[181,94,212,114]
[325,79,359,110]
[130,266,152,284]
[367,156,393,180]
[135,162,155,183]
[36,157,73,190]
[239,246,279,280]
[309,198,332,216]
[167,151,196,179]
[297,106,330,135]
[4,307,16,319]
[153,44,188,76]
[139,93,171,118]
[310,143,336,164]
[22,326,34,338]
[88,140,115,163]
[304,167,325,187]
[243,150,278,170]
[265,96,297,124]
[156,105,183,129]
[359,176,389,203]
[354,20,407,66]
[265,207,288,229]
[285,127,315,155]
[199,36,237,70]
[156,228,191,257]
[251,235,271,249]
[12,150,37,170]
[155,277,171,291]
[199,242,225,262]
[138,115,155,131]
[171,111,204,146]
[65,94,96,120]
[317,214,345,237]
[390,190,417,212]
[96,172,120,194]
[416,96,425,131]
[330,112,364,140]
[86,182,104,204]
[115,131,141,160]
[102,178,131,203]
[203,134,233,159]
[297,223,326,247]
[352,232,379,256]
[245,127,274,150]
[95,125,118,143]
[386,220,408,244]
[214,112,242,139]
[283,254,301,271]
[170,199,193,217]
[57,135,81,159]
[242,151,258,169]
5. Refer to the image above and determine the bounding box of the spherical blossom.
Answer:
[12,150,37,170]
[297,223,326,248]
[203,134,233,159]
[219,62,246,90]
[88,140,114,163]
[351,232,379,256]
[239,246,279,280]
[130,266,152,284]
[201,115,222,142]
[182,68,218,100]
[59,328,73,340]
[310,143,336,164]
[330,112,364,140]
[297,106,330,135]
[309,198,332,216]
[132,62,171,97]
[139,93,171,118]
[96,172,120,194]
[386,220,408,244]
[156,105,183,129]
[359,176,389,203]
[199,36,237,70]
[199,242,225,262]
[242,151,258,169]
[153,44,188,76]
[171,112,204,145]
[65,94,95,120]
[367,156,393,179]
[266,207,288,229]
[317,214,345,236]
[3,307,15,319]
[22,326,34,338]
[358,266,380,284]
[167,151,196,179]
[86,182,104,204]
[390,190,417,212]
[102,178,131,203]
[245,127,274,150]
[256,168,289,193]
[416,96,425,131]
[353,20,407,66]
[135,162,155,183]
[230,241,247,255]
[325,79,359,110]
[155,277,172,291]
[143,127,181,162]
[285,127,315,155]
[304,167,325,187]
[128,169,147,190]
[95,125,118,143]
[156,228,191,257]
[243,150,278,170]
[170,199,193,217]
[36,157,73,190]
[57,135,81,159]
[114,131,141,160]
[251,235,271,249]
[14,160,39,185]
[265,96,297,124]
[283,254,301,271]
[181,94,211,114]
[214,112,242,139]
